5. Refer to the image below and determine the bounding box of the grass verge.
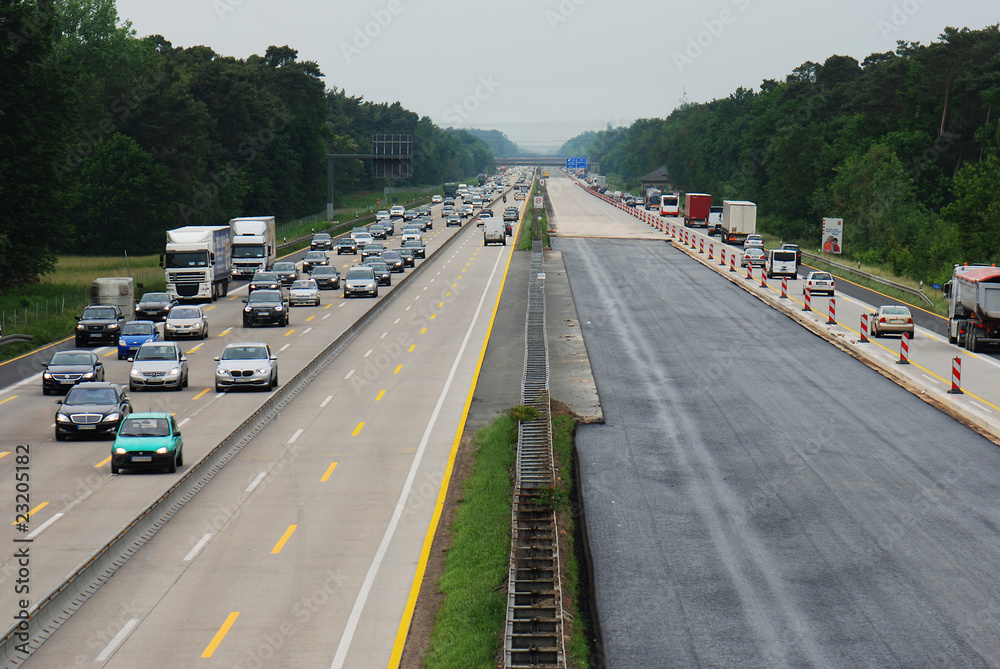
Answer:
[425,413,516,668]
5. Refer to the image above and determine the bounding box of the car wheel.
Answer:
[216,384,225,393]
[176,448,183,467]
[55,429,66,442]
[118,353,125,360]
[374,287,379,297]
[202,329,208,340]
[42,385,50,396]
[167,453,176,474]
[111,461,119,474]
[182,372,189,388]
[129,382,138,392]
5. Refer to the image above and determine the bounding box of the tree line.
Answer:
[0,0,497,290]
[562,26,1000,284]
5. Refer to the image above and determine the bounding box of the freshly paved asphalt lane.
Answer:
[558,236,1000,667]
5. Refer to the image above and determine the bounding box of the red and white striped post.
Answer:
[690,232,697,250]
[827,297,836,324]
[859,313,869,343]
[897,332,911,365]
[949,357,964,394]
[803,288,812,311]
[699,237,705,254]
[760,266,768,287]
[745,261,754,281]
[729,253,736,273]
[720,248,726,266]
[708,243,714,260]
[780,276,788,299]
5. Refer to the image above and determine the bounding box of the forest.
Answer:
[0,0,497,290]
[561,26,1000,284]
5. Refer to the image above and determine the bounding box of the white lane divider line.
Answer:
[323,313,331,320]
[288,428,304,444]
[183,533,213,562]
[244,472,267,494]
[178,417,192,428]
[279,344,291,352]
[345,369,355,379]
[972,401,994,413]
[302,327,312,335]
[320,395,333,408]
[921,374,939,385]
[26,512,63,541]
[94,618,140,662]
[364,349,373,358]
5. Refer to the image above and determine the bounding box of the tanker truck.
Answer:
[944,264,1000,352]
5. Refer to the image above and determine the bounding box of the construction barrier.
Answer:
[760,267,768,288]
[780,276,788,299]
[745,262,754,281]
[699,237,705,254]
[730,254,736,273]
[897,332,910,364]
[949,357,964,394]
[720,248,726,266]
[803,288,812,311]
[708,243,714,260]
[859,313,869,343]
[827,297,836,324]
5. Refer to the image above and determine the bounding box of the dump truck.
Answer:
[683,193,712,228]
[161,226,231,302]
[720,200,757,245]
[944,264,1000,351]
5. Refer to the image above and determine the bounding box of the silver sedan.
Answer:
[164,305,208,340]
[288,279,321,306]
[128,342,189,391]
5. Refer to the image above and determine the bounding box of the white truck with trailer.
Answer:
[944,264,1000,351]
[161,226,232,302]
[720,200,757,245]
[229,216,276,278]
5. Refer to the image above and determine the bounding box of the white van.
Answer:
[767,248,798,278]
[483,219,506,246]
[659,193,680,217]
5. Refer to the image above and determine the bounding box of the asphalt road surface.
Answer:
[558,236,1000,668]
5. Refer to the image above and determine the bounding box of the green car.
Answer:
[111,412,184,474]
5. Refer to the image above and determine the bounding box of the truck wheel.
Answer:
[968,331,979,352]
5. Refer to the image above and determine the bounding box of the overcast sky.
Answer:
[115,0,997,153]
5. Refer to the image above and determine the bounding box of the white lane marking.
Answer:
[405,306,411,311]
[178,417,192,428]
[972,401,994,413]
[219,327,233,336]
[320,395,333,408]
[339,303,346,308]
[302,328,312,335]
[394,318,401,324]
[244,472,267,494]
[423,285,428,290]
[330,225,508,669]
[323,313,332,320]
[279,344,291,352]
[364,349,373,358]
[345,369,355,379]
[288,429,304,445]
[183,533,213,562]
[414,295,420,301]
[380,332,388,339]
[187,344,203,354]
[920,374,940,385]
[0,372,43,397]
[26,512,64,541]
[94,618,140,662]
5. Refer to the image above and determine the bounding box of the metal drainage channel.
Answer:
[504,248,566,668]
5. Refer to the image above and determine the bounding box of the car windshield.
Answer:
[121,322,154,336]
[347,268,373,280]
[340,239,355,245]
[119,417,170,437]
[313,234,331,241]
[811,273,832,281]
[883,306,910,315]
[222,345,268,360]
[305,252,326,260]
[135,345,177,361]
[382,252,400,260]
[82,308,117,319]
[248,291,282,303]
[140,293,169,303]
[232,245,264,258]
[65,387,117,405]
[169,307,200,319]
[50,352,93,365]
[312,268,336,275]
[273,263,295,272]
[291,281,315,290]
[252,273,277,283]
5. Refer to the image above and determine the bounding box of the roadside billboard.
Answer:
[822,217,843,254]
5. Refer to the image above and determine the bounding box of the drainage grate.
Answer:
[505,249,566,668]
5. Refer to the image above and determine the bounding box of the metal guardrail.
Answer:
[0,335,32,347]
[800,251,934,306]
[0,190,488,667]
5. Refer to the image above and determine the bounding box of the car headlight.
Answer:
[43,371,52,379]
[115,448,126,454]
[82,371,95,379]
[256,368,270,375]
[167,367,181,376]
[104,412,121,422]
[244,306,252,312]
[275,305,284,311]
[108,323,119,330]
[156,447,169,454]
[216,368,230,377]
[56,413,71,423]
[76,323,86,330]
[130,368,143,378]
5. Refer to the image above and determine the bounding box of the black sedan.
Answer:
[310,233,333,250]
[133,292,177,322]
[397,248,416,267]
[363,259,392,286]
[243,290,290,327]
[248,271,280,292]
[55,382,132,441]
[401,239,425,259]
[337,238,358,255]
[310,266,341,289]
[380,251,405,273]
[301,251,330,274]
[272,262,298,286]
[42,350,105,395]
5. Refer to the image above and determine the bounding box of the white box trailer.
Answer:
[721,200,757,245]
[90,277,134,320]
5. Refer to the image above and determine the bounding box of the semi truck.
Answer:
[645,188,661,210]
[443,182,458,199]
[161,226,232,302]
[229,216,276,278]
[944,264,1000,351]
[720,200,757,245]
[683,193,712,227]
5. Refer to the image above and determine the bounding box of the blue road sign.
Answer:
[565,157,588,170]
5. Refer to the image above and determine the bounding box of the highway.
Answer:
[0,186,526,666]
[546,170,1000,666]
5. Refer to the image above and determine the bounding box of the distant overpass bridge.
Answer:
[494,155,573,167]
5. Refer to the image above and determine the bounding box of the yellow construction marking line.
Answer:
[420,327,427,335]
[320,462,338,482]
[0,396,18,406]
[229,295,239,301]
[408,344,415,352]
[0,452,9,460]
[351,421,365,436]
[393,364,403,374]
[306,315,316,321]
[375,389,386,401]
[205,305,216,311]
[103,349,116,357]
[452,283,457,288]
[187,344,203,353]
[430,314,436,320]
[389,192,520,667]
[193,388,210,400]
[94,455,112,468]
[801,262,946,321]
[438,302,445,308]
[201,612,240,658]
[270,524,298,554]
[218,327,232,337]
[325,303,332,309]
[0,336,72,368]
[12,502,48,524]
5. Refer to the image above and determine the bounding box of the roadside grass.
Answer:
[425,413,516,668]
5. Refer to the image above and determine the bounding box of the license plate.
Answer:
[131,455,152,462]
[78,425,95,430]
[235,377,253,383]
[890,319,903,323]
[90,333,102,337]
[60,380,74,385]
